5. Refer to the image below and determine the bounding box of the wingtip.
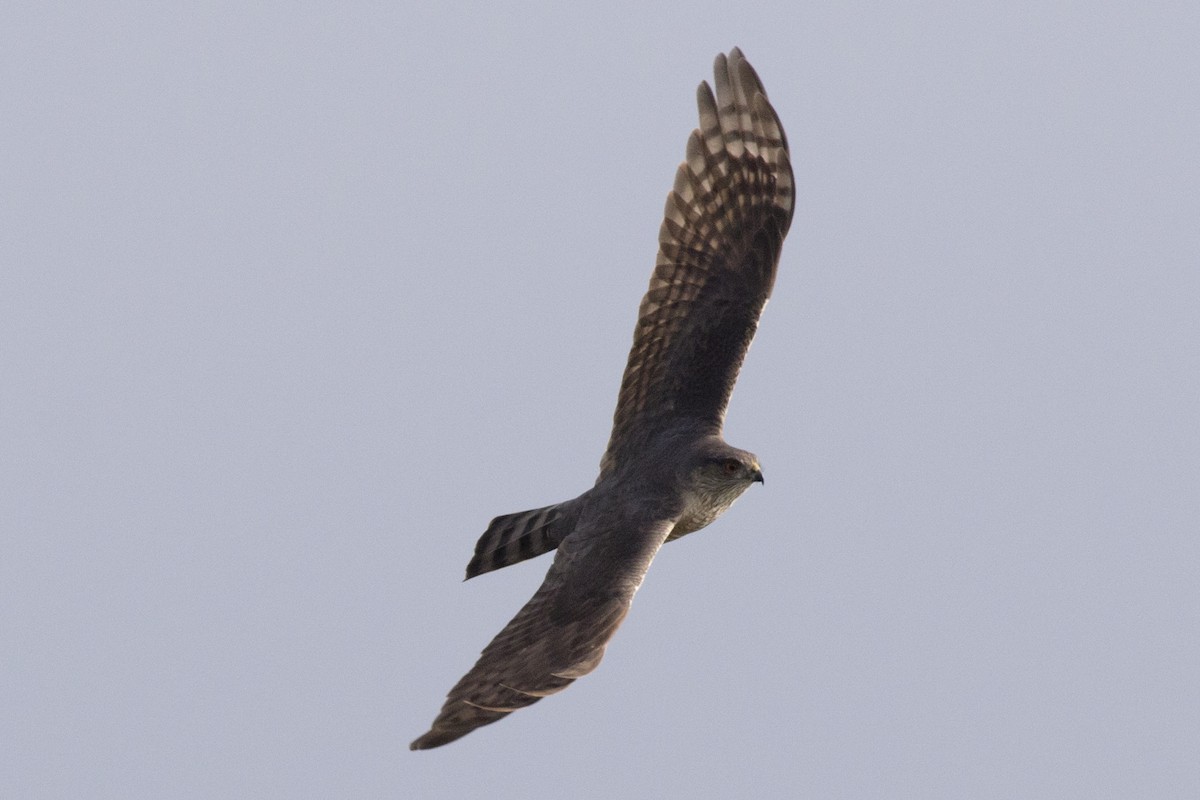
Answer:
[409,730,443,750]
[410,726,470,751]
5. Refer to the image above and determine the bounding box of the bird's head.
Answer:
[686,440,764,494]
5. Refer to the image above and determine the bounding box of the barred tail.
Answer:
[464,498,582,580]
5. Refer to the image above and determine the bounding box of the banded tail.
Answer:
[464,498,583,580]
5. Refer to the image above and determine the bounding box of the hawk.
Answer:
[411,48,794,750]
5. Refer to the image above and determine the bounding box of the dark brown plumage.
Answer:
[600,49,793,476]
[412,48,793,751]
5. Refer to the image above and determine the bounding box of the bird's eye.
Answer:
[723,460,740,474]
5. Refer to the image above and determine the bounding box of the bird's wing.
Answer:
[410,512,675,750]
[601,48,793,476]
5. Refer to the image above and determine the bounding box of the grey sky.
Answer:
[3,2,1198,798]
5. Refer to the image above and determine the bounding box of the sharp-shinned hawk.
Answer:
[412,48,794,750]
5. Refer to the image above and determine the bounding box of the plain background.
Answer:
[4,2,1198,798]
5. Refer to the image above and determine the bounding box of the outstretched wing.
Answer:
[410,514,675,749]
[601,48,794,475]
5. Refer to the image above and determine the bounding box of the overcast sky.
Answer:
[4,2,1198,798]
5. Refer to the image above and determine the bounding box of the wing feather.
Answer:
[410,515,674,750]
[601,48,793,475]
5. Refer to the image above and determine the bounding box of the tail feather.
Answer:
[464,499,581,580]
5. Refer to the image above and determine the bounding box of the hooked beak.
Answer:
[752,468,764,484]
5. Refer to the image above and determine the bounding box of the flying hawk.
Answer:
[411,48,794,750]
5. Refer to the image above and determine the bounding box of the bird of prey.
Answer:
[411,48,794,750]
